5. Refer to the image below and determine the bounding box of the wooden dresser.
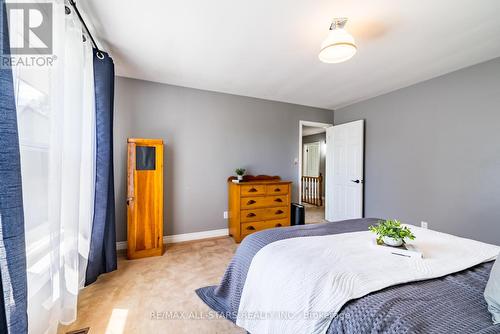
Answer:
[228,175,292,243]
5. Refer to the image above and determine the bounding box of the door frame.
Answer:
[298,120,333,204]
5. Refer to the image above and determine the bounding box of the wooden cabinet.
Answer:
[127,138,164,259]
[228,175,292,243]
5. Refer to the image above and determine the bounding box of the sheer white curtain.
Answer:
[10,0,95,332]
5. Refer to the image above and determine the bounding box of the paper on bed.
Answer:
[372,239,423,258]
[236,225,499,334]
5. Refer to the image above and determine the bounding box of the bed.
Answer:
[196,218,500,334]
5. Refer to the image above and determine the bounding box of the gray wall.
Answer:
[114,77,334,241]
[302,132,326,193]
[334,57,500,245]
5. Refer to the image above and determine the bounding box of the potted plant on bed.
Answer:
[369,219,416,247]
[235,168,246,181]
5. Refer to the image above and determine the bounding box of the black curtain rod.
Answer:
[68,0,102,55]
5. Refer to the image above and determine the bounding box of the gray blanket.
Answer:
[196,218,499,333]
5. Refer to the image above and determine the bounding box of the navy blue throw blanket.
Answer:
[85,50,117,285]
[0,1,28,332]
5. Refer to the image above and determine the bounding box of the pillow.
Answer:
[485,255,500,324]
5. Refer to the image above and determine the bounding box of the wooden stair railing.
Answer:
[301,173,323,206]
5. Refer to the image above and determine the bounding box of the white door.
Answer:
[303,142,321,177]
[325,120,364,221]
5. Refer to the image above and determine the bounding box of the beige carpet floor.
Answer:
[58,238,246,334]
[304,203,326,224]
[58,207,328,334]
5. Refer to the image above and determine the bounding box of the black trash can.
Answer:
[290,203,305,226]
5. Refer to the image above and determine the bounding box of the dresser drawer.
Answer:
[266,184,289,195]
[241,208,267,222]
[241,206,288,222]
[241,219,289,237]
[264,206,288,220]
[240,195,288,209]
[240,184,266,197]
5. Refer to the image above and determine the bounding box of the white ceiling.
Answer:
[80,0,500,109]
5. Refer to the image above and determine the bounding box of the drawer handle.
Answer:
[246,226,256,231]
[274,188,281,192]
[275,210,284,215]
[274,198,283,203]
[248,188,258,193]
[246,213,256,218]
[275,223,282,227]
[247,200,256,205]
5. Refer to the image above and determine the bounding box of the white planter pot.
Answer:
[237,175,243,181]
[382,236,403,247]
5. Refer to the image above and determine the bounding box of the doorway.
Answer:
[299,121,331,224]
[299,119,365,224]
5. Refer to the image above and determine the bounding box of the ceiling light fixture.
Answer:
[319,18,357,64]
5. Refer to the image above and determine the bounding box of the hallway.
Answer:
[304,203,327,224]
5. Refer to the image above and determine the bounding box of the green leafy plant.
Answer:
[369,219,416,245]
[235,168,246,176]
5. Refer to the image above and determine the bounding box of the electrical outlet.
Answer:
[421,221,428,229]
[223,211,228,219]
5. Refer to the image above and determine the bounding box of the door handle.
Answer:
[127,197,134,205]
[351,179,364,184]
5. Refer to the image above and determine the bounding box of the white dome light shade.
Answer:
[319,19,357,64]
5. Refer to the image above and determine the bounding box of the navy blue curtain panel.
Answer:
[85,50,117,286]
[0,1,29,332]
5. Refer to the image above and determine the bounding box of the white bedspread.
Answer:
[236,225,499,334]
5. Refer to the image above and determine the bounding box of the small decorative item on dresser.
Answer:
[228,175,292,242]
[235,168,246,181]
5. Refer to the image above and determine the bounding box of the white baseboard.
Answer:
[116,228,229,250]
[116,241,128,250]
[163,228,228,243]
